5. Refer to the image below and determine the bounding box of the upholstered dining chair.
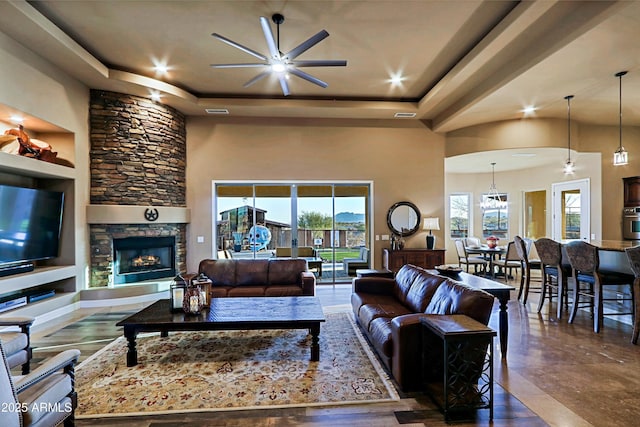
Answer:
[534,238,571,319]
[454,239,487,274]
[624,246,640,344]
[493,241,521,282]
[514,235,542,304]
[0,316,34,374]
[0,340,80,427]
[564,240,634,333]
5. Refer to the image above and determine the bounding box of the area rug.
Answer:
[75,311,400,418]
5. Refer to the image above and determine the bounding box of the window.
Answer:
[481,193,508,239]
[449,193,470,238]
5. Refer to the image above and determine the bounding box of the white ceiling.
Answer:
[1,0,639,170]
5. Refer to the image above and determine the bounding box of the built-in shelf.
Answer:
[0,265,77,295]
[0,151,75,179]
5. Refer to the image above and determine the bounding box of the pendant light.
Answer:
[564,95,575,174]
[613,71,628,166]
[481,162,506,210]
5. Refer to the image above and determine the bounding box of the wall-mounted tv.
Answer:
[0,184,64,271]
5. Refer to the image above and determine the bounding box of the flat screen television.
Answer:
[0,184,64,270]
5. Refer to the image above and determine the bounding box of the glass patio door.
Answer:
[214,181,371,284]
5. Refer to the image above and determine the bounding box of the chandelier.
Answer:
[481,162,507,210]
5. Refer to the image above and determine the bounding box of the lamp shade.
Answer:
[423,217,440,232]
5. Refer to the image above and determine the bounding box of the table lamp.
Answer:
[423,217,440,249]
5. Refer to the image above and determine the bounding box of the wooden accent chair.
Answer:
[0,341,80,426]
[0,316,34,374]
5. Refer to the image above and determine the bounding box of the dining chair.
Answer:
[454,239,487,275]
[493,241,520,282]
[534,238,571,319]
[623,246,640,344]
[564,241,634,333]
[514,236,542,304]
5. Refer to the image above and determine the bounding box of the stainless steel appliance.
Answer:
[622,207,640,240]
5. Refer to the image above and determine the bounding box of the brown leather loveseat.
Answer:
[198,258,316,297]
[351,264,495,391]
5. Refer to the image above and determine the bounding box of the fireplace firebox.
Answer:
[113,236,176,284]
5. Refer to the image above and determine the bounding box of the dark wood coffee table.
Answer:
[116,296,326,367]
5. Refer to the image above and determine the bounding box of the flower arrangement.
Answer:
[486,235,500,249]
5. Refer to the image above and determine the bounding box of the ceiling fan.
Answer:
[211,13,347,96]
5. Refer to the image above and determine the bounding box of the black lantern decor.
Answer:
[170,274,187,312]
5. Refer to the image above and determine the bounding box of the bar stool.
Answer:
[564,241,634,333]
[534,238,571,319]
[624,246,640,344]
[514,235,542,304]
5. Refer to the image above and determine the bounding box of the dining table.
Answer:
[465,245,507,278]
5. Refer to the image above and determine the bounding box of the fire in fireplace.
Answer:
[113,236,176,284]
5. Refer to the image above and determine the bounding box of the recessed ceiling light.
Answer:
[394,112,416,118]
[10,115,23,124]
[522,106,537,115]
[205,108,229,115]
[152,62,169,74]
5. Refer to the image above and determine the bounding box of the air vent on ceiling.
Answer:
[205,108,229,115]
[394,112,416,118]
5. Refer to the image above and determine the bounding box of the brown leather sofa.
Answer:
[197,258,316,297]
[351,264,495,391]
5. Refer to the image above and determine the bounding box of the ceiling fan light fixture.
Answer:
[211,14,346,96]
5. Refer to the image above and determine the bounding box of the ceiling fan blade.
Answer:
[259,16,280,59]
[289,68,328,88]
[290,60,347,67]
[210,63,267,68]
[284,30,329,60]
[211,33,267,61]
[243,71,270,88]
[278,74,290,96]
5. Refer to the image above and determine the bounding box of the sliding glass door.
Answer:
[214,181,371,284]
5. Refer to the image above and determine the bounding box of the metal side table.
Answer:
[420,314,496,422]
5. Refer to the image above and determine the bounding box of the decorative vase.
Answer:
[182,283,204,315]
[486,236,499,249]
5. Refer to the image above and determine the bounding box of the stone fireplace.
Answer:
[87,90,188,288]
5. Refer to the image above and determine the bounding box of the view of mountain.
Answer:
[335,212,365,223]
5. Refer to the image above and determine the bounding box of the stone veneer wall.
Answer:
[89,90,187,287]
[90,90,186,205]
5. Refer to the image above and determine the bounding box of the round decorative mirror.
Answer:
[387,201,421,237]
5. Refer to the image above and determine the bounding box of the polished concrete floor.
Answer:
[27,278,640,427]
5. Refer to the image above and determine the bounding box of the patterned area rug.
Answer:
[75,311,399,418]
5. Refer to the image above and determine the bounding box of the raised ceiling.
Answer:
[1,0,639,135]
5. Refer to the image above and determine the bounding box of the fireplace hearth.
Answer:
[113,236,176,284]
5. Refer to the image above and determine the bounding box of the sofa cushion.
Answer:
[235,259,269,286]
[199,259,236,285]
[265,286,304,297]
[268,258,306,285]
[358,302,411,331]
[368,317,394,358]
[424,279,495,324]
[393,264,422,304]
[404,271,447,312]
[228,286,266,297]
